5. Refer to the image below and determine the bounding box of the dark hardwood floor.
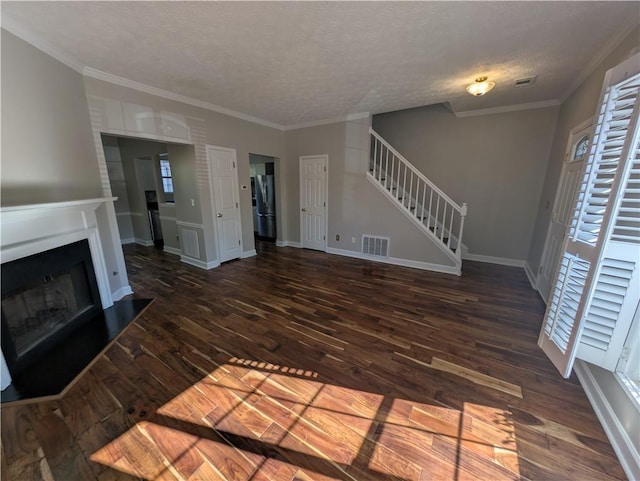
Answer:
[1,242,626,480]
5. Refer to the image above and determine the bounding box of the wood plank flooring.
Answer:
[1,242,626,480]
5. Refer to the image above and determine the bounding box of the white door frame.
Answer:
[538,117,593,303]
[299,154,328,252]
[206,144,243,262]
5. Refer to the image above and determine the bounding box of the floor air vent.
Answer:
[362,235,389,257]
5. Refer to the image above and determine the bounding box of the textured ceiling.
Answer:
[2,2,638,128]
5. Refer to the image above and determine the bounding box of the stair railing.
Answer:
[369,127,468,259]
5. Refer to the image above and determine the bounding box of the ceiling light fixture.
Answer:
[466,76,496,96]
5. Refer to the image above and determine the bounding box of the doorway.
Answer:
[537,121,592,302]
[299,155,328,251]
[101,135,178,253]
[250,154,278,243]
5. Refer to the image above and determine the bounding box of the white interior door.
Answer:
[300,155,327,251]
[538,125,591,302]
[207,145,242,263]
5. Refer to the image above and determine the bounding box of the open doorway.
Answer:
[101,135,179,255]
[249,154,278,245]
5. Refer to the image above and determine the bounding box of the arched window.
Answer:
[573,135,589,160]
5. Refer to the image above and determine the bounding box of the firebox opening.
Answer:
[1,239,102,375]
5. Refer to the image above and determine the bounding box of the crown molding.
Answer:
[283,112,371,131]
[83,67,286,131]
[560,18,639,103]
[453,99,561,118]
[1,16,84,73]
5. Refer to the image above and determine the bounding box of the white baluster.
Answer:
[402,163,407,207]
[408,171,414,214]
[447,204,454,248]
[385,149,390,189]
[421,181,426,223]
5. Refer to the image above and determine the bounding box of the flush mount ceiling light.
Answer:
[466,76,496,96]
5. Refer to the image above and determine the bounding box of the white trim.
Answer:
[83,67,285,131]
[120,237,136,245]
[462,253,526,267]
[560,17,639,103]
[180,255,219,270]
[299,154,329,252]
[1,14,85,73]
[159,215,176,222]
[574,360,640,481]
[112,286,134,301]
[175,220,204,229]
[276,240,302,248]
[116,211,132,217]
[242,249,257,259]
[163,245,182,256]
[524,262,538,290]
[615,372,640,409]
[283,112,370,131]
[130,211,145,218]
[135,238,154,247]
[326,247,460,276]
[454,99,560,118]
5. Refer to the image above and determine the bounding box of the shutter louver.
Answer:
[581,257,635,350]
[570,74,640,245]
[538,54,640,378]
[611,140,640,243]
[544,253,590,354]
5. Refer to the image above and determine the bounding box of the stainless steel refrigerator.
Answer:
[255,175,276,240]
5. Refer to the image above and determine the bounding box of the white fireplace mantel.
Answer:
[0,197,117,390]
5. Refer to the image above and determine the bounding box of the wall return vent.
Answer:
[362,235,389,258]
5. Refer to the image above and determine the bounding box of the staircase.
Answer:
[368,128,468,272]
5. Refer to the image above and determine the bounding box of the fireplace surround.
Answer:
[0,198,116,390]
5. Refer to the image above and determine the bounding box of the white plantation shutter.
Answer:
[538,53,640,378]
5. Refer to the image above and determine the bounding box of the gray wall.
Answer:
[1,29,101,205]
[372,104,559,261]
[284,117,455,267]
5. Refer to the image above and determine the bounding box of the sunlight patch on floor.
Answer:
[91,360,520,480]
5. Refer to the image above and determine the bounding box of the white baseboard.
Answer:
[276,240,302,248]
[135,238,154,247]
[574,360,640,481]
[163,245,181,256]
[524,262,538,290]
[326,247,460,276]
[112,285,133,301]
[120,237,136,245]
[462,253,526,267]
[180,255,219,270]
[242,249,257,258]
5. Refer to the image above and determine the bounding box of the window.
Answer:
[538,52,640,381]
[573,134,590,160]
[159,154,174,203]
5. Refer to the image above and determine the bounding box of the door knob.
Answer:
[301,208,307,212]
[217,213,223,217]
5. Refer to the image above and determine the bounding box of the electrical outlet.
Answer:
[191,198,196,207]
[336,234,340,241]
[352,237,356,243]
